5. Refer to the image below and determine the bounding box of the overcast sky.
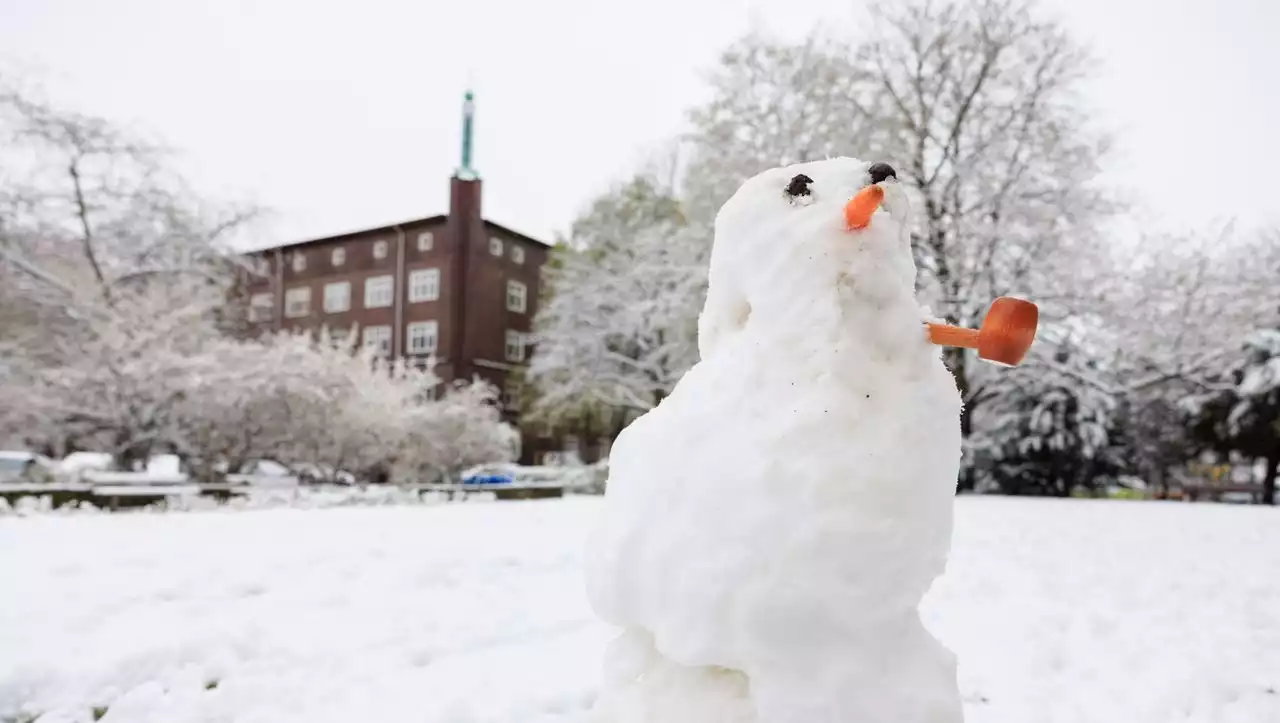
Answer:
[2,0,1276,249]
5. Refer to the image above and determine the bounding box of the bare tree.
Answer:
[0,74,256,358]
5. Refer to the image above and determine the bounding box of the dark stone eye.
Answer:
[868,162,897,184]
[785,174,813,198]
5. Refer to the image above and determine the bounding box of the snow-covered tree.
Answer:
[0,72,258,458]
[2,276,231,465]
[261,336,434,484]
[527,176,702,422]
[971,346,1120,496]
[1186,327,1280,504]
[680,32,880,225]
[1094,225,1280,393]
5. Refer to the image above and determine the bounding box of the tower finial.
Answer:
[457,88,477,180]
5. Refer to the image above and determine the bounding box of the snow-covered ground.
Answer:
[2,496,1278,723]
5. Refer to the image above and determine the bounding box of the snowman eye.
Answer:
[784,174,813,199]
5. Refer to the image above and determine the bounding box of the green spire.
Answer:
[457,89,477,180]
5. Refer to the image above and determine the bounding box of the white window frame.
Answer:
[489,236,503,257]
[506,280,527,313]
[373,240,388,260]
[331,247,346,267]
[408,268,440,303]
[417,231,434,252]
[364,275,394,308]
[291,252,306,272]
[285,287,311,318]
[511,245,525,265]
[406,320,438,355]
[504,329,525,362]
[323,281,351,314]
[249,292,274,321]
[362,325,392,357]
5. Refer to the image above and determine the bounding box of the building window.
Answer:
[408,268,440,302]
[364,275,393,308]
[504,329,525,362]
[285,287,311,318]
[489,236,503,257]
[249,292,274,322]
[291,252,306,272]
[406,321,438,355]
[511,245,525,265]
[323,281,350,313]
[253,258,270,276]
[331,247,345,267]
[363,325,392,357]
[417,232,434,252]
[506,280,527,313]
[501,383,521,410]
[373,240,388,259]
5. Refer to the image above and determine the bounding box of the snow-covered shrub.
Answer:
[395,380,521,484]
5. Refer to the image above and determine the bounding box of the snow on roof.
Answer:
[239,215,552,255]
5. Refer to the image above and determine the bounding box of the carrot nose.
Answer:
[844,184,884,230]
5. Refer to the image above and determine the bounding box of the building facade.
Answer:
[241,92,557,462]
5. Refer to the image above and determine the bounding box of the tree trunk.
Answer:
[1153,465,1168,500]
[1262,447,1279,506]
[945,346,976,492]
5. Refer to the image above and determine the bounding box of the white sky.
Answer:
[2,0,1277,248]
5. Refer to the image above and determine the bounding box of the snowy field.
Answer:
[2,496,1278,723]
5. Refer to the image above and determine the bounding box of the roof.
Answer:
[243,214,552,254]
[483,219,554,249]
[241,215,446,254]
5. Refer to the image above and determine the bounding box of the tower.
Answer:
[449,89,483,377]
[456,89,478,181]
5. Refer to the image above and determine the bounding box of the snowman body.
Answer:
[586,158,965,723]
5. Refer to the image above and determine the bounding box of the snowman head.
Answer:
[707,156,916,313]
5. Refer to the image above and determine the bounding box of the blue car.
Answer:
[460,468,514,486]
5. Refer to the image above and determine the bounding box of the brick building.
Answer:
[241,91,555,462]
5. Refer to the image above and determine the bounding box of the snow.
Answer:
[1,499,609,723]
[1,497,1279,722]
[587,158,964,722]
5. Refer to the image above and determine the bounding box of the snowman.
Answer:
[584,157,1036,723]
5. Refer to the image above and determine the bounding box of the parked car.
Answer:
[56,452,114,481]
[225,459,299,488]
[460,463,517,485]
[459,463,587,488]
[290,463,357,486]
[0,451,59,484]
